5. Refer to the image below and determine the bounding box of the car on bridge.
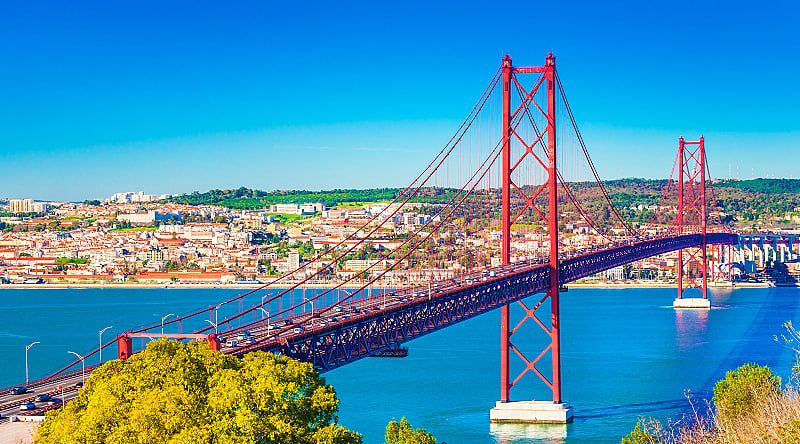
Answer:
[34,393,51,402]
[10,386,27,395]
[19,401,35,411]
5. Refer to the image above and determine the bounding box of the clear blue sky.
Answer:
[1,1,798,201]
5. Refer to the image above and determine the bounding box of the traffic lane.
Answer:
[0,375,83,418]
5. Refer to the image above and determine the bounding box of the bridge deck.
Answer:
[238,233,738,372]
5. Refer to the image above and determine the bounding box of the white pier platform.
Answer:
[673,297,711,309]
[490,401,573,424]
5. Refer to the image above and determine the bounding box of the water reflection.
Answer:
[674,307,709,352]
[489,422,567,443]
[709,287,735,304]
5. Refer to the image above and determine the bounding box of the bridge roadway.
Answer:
[235,232,737,370]
[0,370,86,420]
[0,232,737,418]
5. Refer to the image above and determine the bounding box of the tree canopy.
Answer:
[35,340,362,444]
[384,418,436,444]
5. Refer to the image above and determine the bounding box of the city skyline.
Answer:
[2,1,799,201]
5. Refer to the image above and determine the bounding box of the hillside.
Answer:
[165,179,800,230]
[164,187,400,209]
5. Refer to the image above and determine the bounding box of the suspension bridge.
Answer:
[1,53,738,424]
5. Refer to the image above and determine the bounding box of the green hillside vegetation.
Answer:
[56,257,89,265]
[165,187,400,209]
[164,179,800,229]
[717,178,800,194]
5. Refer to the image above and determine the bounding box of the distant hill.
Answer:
[164,187,400,209]
[716,178,800,194]
[164,179,800,229]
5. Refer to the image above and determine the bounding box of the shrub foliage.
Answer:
[712,362,781,421]
[35,340,362,444]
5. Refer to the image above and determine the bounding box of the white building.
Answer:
[344,259,388,272]
[31,202,50,214]
[117,211,157,225]
[600,266,625,281]
[300,203,325,214]
[288,251,300,270]
[269,203,325,215]
[105,191,161,204]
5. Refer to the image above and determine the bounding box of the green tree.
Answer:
[712,362,781,421]
[384,417,436,444]
[56,257,89,265]
[259,259,277,275]
[35,340,362,444]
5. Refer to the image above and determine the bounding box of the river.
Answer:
[0,286,797,443]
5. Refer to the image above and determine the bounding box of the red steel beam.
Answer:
[676,136,709,299]
[499,53,562,405]
[500,54,512,403]
[545,53,562,404]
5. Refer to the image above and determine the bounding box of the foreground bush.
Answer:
[35,340,362,444]
[385,417,437,444]
[712,362,781,421]
[621,363,796,444]
[621,418,662,444]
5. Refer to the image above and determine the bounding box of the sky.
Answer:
[1,0,798,201]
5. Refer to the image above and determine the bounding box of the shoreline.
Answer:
[0,282,776,290]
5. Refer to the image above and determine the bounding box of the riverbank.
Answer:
[0,281,772,290]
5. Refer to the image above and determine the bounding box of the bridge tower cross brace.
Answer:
[498,53,564,408]
[676,136,709,302]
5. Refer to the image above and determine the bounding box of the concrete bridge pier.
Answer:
[673,297,711,309]
[490,401,573,424]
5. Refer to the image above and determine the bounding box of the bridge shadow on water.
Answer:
[572,289,797,428]
[699,289,793,394]
[679,288,796,421]
[575,398,688,420]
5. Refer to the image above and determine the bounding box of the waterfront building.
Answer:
[344,259,388,272]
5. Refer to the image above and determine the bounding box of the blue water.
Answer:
[0,287,797,443]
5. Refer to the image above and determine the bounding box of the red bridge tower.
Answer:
[673,136,711,309]
[490,53,573,424]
